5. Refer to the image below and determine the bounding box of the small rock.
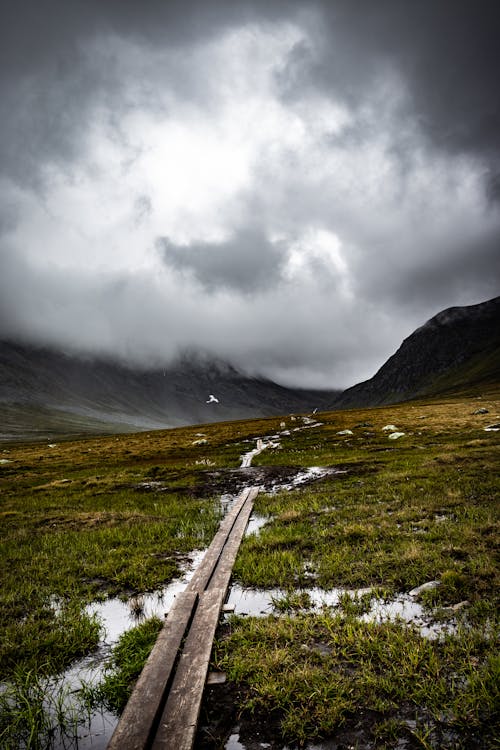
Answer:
[409,580,441,597]
[472,408,489,415]
[192,438,208,445]
[388,432,405,440]
[337,429,354,435]
[484,423,500,432]
[382,424,398,431]
[48,443,57,448]
[206,671,227,685]
[0,459,11,465]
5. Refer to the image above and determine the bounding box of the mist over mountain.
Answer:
[1,2,499,392]
[334,296,500,408]
[1,296,498,441]
[0,343,337,441]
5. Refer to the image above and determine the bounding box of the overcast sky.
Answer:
[1,0,499,388]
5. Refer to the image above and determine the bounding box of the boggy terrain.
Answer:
[0,388,499,749]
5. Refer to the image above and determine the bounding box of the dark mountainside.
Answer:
[0,343,337,441]
[1,296,498,440]
[334,296,500,408]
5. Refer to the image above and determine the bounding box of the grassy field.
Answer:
[0,390,498,748]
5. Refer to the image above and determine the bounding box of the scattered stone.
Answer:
[280,422,286,429]
[388,432,405,440]
[484,423,500,432]
[206,671,227,685]
[409,580,441,597]
[48,443,57,448]
[193,438,208,445]
[472,408,489,415]
[382,424,398,431]
[0,459,11,465]
[137,481,166,491]
[337,429,354,435]
[300,642,332,657]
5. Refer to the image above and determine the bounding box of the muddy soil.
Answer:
[196,680,488,750]
[200,465,334,496]
[132,466,345,498]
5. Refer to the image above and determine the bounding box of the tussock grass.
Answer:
[0,666,95,750]
[94,617,164,714]
[215,613,499,746]
[1,391,498,747]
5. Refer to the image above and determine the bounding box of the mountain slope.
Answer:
[0,343,337,440]
[335,296,500,408]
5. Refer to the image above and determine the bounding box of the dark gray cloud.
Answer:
[0,1,499,388]
[282,1,500,157]
[158,228,288,293]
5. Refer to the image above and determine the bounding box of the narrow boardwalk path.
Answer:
[108,485,260,750]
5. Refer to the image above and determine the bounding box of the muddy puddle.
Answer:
[204,463,344,500]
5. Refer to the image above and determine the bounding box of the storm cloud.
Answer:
[0,0,499,388]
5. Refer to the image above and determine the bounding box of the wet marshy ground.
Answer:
[3,400,498,750]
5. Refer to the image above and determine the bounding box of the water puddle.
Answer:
[240,437,279,468]
[226,730,335,750]
[268,466,345,493]
[46,549,207,748]
[86,550,206,646]
[243,511,266,536]
[225,584,457,639]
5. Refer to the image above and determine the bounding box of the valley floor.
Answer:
[0,390,499,748]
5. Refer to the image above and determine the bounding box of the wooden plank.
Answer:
[151,586,226,750]
[107,590,198,750]
[186,487,251,594]
[208,486,259,593]
[109,485,259,749]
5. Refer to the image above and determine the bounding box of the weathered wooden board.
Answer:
[107,590,198,750]
[208,486,259,592]
[186,487,251,594]
[109,485,259,749]
[151,587,226,750]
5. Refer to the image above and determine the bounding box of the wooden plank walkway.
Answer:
[108,485,259,750]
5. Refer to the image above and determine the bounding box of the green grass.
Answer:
[0,392,498,747]
[94,617,164,714]
[0,414,288,678]
[0,666,95,750]
[213,394,499,747]
[215,612,499,746]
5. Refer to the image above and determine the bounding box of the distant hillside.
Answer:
[0,343,337,441]
[334,296,500,408]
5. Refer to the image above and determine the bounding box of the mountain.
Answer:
[0,343,338,441]
[334,296,500,408]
